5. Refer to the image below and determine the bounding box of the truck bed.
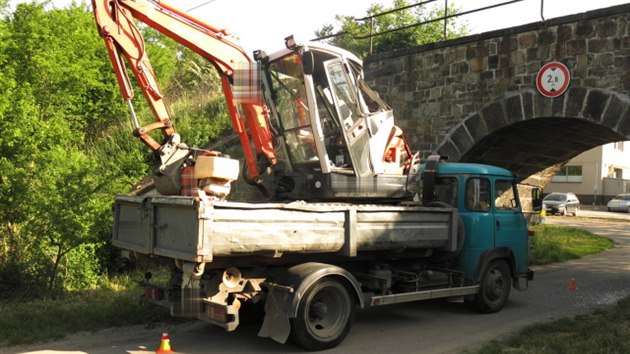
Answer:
[113,195,459,263]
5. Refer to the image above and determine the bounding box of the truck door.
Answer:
[493,179,529,274]
[463,177,494,249]
[456,177,494,279]
[459,177,494,270]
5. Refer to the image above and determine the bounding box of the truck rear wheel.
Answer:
[290,278,355,350]
[474,259,511,313]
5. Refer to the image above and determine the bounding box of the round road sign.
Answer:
[536,62,570,98]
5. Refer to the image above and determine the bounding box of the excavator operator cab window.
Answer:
[267,53,319,167]
[323,59,371,177]
[347,60,391,114]
[309,51,353,174]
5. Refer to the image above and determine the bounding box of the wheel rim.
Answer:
[484,267,507,303]
[304,283,351,340]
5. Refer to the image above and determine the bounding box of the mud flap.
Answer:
[513,270,534,291]
[257,262,364,344]
[258,285,293,344]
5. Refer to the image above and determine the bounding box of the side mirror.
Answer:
[531,187,543,212]
[302,51,314,76]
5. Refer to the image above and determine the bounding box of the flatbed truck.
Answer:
[113,157,536,350]
[92,0,539,349]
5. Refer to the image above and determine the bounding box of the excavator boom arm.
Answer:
[92,0,276,179]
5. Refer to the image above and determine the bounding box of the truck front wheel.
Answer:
[290,278,355,350]
[474,259,511,313]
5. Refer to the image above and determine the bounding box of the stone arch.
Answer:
[436,88,630,180]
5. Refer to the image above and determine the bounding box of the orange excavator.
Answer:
[92,0,420,201]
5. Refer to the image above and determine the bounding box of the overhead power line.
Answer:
[187,0,218,12]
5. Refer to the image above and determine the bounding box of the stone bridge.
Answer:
[364,4,630,183]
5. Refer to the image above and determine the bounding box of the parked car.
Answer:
[543,192,580,216]
[607,193,630,213]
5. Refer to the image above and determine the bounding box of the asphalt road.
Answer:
[7,212,630,354]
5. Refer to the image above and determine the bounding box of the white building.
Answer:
[546,141,630,204]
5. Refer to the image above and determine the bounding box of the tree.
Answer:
[0,0,8,17]
[154,36,231,150]
[0,2,135,294]
[20,149,108,290]
[315,0,468,58]
[0,1,232,296]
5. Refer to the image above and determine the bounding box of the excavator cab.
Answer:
[258,42,420,202]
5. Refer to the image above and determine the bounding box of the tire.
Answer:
[290,278,355,351]
[560,208,566,216]
[474,259,511,313]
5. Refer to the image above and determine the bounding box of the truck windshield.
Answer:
[267,53,318,164]
[495,180,518,210]
[544,194,566,201]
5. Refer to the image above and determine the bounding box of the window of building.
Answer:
[614,142,624,151]
[614,168,623,179]
[551,165,583,183]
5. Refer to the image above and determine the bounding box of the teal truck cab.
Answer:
[421,156,535,313]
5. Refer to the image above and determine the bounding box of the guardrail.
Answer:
[313,0,548,54]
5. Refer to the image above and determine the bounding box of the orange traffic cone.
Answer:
[156,332,174,353]
[567,278,577,291]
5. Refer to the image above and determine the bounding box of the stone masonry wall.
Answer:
[363,4,630,156]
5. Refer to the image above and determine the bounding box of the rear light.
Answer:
[144,285,164,300]
[205,302,228,323]
[202,300,239,331]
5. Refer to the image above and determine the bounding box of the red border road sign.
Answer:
[536,62,570,98]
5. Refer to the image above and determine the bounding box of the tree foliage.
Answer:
[315,0,468,57]
[0,1,230,297]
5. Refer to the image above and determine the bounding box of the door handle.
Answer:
[496,220,500,231]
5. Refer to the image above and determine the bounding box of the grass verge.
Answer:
[470,224,621,353]
[0,274,172,347]
[529,223,614,265]
[473,296,630,354]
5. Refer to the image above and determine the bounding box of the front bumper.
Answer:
[545,206,565,214]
